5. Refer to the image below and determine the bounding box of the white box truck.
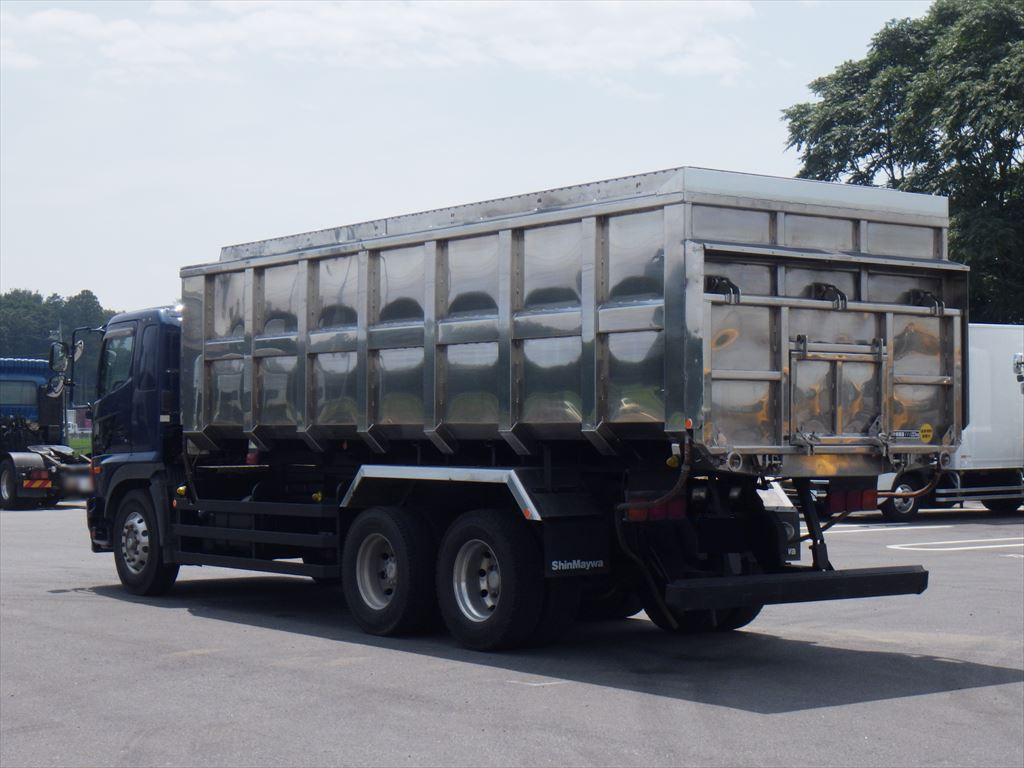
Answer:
[879,323,1024,520]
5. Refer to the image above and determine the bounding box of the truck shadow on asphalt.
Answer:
[82,576,1024,715]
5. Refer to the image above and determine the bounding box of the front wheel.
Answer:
[113,490,179,595]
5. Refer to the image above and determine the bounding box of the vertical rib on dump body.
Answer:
[180,166,967,477]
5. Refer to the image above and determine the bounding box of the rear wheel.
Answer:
[579,582,643,621]
[713,604,763,631]
[437,509,555,650]
[113,490,179,595]
[640,590,716,633]
[641,593,763,634]
[982,498,1023,514]
[341,507,437,636]
[0,461,23,510]
[880,478,922,522]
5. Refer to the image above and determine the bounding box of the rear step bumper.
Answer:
[665,565,928,610]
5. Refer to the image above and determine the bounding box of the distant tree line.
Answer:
[784,0,1023,323]
[0,289,119,402]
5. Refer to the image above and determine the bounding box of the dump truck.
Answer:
[1,358,91,509]
[62,166,968,649]
[878,322,1023,519]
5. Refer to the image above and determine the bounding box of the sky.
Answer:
[0,0,931,311]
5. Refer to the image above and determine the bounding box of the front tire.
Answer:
[341,507,437,636]
[113,490,179,595]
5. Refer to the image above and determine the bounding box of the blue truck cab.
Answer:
[1,358,88,508]
[84,306,182,551]
[1,358,56,427]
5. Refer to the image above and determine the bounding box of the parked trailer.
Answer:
[0,358,90,509]
[69,166,967,649]
[879,323,1023,520]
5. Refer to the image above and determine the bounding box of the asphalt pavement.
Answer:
[1,503,1022,767]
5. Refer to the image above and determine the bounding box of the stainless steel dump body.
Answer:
[180,166,966,476]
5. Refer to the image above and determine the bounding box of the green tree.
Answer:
[783,0,1024,323]
[0,289,118,403]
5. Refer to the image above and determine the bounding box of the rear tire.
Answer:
[640,592,716,633]
[436,509,545,651]
[341,507,437,636]
[579,582,643,621]
[0,460,25,510]
[713,604,763,631]
[640,589,763,633]
[880,478,922,522]
[982,498,1023,514]
[113,490,179,596]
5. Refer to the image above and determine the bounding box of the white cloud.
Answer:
[0,39,39,70]
[0,1,755,82]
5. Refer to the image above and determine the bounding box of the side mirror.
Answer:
[46,374,65,398]
[49,341,69,373]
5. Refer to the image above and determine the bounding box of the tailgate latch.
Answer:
[910,289,945,316]
[811,282,848,311]
[705,275,742,304]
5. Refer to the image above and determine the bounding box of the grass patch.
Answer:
[68,436,91,455]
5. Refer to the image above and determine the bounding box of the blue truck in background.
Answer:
[0,358,91,509]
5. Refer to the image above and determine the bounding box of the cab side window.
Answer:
[97,329,135,397]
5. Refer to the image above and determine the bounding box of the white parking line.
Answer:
[800,524,955,535]
[887,537,1024,552]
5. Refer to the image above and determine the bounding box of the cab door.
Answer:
[92,322,136,455]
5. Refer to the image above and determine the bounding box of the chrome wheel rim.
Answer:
[892,484,916,515]
[453,538,500,623]
[1,468,12,502]
[356,533,397,610]
[121,510,150,574]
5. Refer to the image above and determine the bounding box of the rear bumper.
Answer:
[665,565,928,610]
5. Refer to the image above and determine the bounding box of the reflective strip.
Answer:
[22,480,53,489]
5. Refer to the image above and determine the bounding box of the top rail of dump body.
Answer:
[180,166,966,477]
[187,166,952,270]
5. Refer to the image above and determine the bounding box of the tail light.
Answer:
[827,485,878,514]
[28,470,49,480]
[625,497,687,522]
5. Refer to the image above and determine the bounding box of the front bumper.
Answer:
[665,565,928,610]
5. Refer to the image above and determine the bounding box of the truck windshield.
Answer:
[98,328,135,396]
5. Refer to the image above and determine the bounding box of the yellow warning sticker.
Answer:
[919,423,934,443]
